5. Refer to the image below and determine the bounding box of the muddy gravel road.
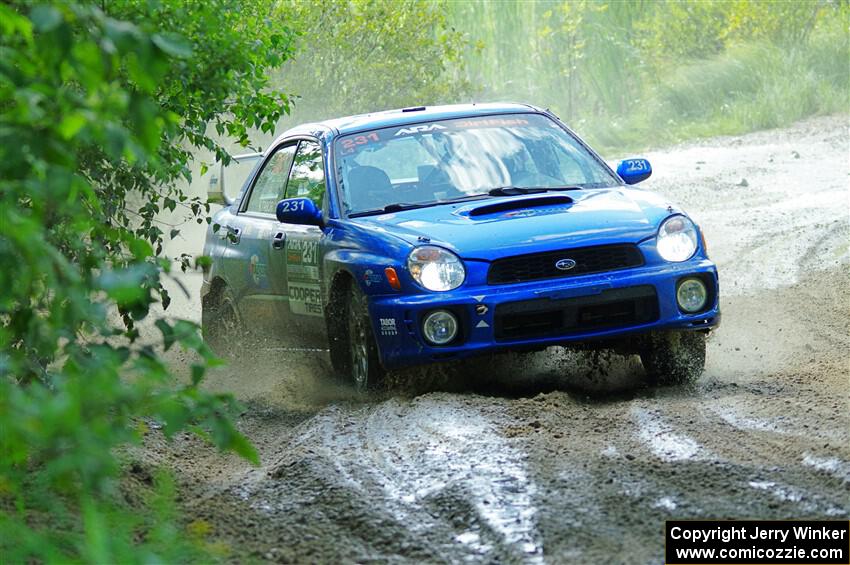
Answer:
[143,116,849,563]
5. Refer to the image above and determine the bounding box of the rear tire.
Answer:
[339,285,385,391]
[640,330,706,385]
[202,285,241,358]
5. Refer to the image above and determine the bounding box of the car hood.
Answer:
[349,188,679,261]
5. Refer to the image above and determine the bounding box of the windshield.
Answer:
[333,113,620,216]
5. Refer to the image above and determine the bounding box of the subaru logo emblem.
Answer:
[555,258,577,271]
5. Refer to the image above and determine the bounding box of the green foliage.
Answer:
[1,469,226,563]
[450,0,849,152]
[272,0,473,125]
[0,0,291,561]
[623,2,849,148]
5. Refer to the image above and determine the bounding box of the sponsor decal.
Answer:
[363,269,382,287]
[286,237,322,316]
[286,239,319,279]
[379,318,397,336]
[288,283,323,316]
[340,132,380,155]
[454,118,529,128]
[393,124,446,136]
[504,209,536,219]
[248,254,267,285]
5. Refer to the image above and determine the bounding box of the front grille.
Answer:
[494,285,658,341]
[487,244,644,285]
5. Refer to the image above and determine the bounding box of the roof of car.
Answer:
[278,102,546,141]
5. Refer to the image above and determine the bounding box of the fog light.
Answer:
[677,278,708,313]
[422,310,458,345]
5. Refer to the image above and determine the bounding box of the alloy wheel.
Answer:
[349,307,369,390]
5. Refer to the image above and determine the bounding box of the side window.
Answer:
[245,144,296,214]
[285,140,325,209]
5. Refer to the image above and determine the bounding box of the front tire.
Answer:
[330,285,385,391]
[640,330,706,385]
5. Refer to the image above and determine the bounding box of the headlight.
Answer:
[657,215,698,262]
[408,246,465,291]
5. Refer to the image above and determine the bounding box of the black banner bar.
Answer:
[666,520,849,564]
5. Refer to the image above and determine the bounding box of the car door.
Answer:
[230,142,297,338]
[205,153,262,287]
[270,139,329,348]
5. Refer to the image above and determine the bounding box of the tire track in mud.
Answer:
[498,374,848,561]
[236,396,545,563]
[630,405,707,462]
[663,398,848,517]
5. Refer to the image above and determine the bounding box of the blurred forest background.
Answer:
[274,0,848,152]
[1,0,847,562]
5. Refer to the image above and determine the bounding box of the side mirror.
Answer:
[207,152,263,205]
[276,197,323,227]
[207,172,227,205]
[617,158,652,185]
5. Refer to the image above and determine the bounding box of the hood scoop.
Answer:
[463,195,573,218]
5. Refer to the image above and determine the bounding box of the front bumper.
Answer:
[367,259,720,369]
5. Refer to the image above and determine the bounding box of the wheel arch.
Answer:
[202,275,229,309]
[326,268,357,375]
[326,268,356,323]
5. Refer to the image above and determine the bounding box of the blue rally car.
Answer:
[202,103,720,390]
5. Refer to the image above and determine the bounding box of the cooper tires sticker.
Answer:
[286,237,322,317]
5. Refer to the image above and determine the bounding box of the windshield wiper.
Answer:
[348,202,428,217]
[348,193,492,218]
[487,185,583,196]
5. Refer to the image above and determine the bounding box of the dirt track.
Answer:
[144,115,849,563]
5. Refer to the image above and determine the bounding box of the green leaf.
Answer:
[151,32,193,58]
[58,113,86,140]
[99,264,155,306]
[30,5,62,33]
[0,5,33,39]
[229,431,260,466]
[155,319,176,351]
[173,320,203,350]
[190,363,205,385]
[129,238,153,260]
[195,255,213,269]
